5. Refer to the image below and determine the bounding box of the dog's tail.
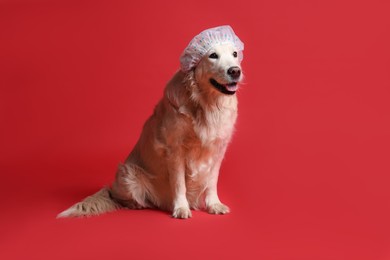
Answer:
[57,187,121,218]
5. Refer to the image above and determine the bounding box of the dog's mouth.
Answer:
[209,78,239,95]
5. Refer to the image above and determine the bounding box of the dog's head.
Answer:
[180,26,244,98]
[194,43,243,96]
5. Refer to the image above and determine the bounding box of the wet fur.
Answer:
[58,44,242,219]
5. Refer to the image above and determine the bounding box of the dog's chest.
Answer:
[192,106,237,145]
[185,106,237,179]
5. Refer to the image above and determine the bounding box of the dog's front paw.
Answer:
[172,207,192,219]
[207,203,230,215]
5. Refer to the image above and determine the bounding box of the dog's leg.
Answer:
[205,173,230,214]
[169,159,192,219]
[205,147,230,215]
[110,163,150,209]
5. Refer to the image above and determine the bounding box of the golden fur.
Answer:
[58,43,242,219]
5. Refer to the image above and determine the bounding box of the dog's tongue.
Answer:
[226,84,238,92]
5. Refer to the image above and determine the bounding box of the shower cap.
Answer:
[180,25,244,72]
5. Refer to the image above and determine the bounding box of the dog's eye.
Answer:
[233,51,238,58]
[209,53,218,59]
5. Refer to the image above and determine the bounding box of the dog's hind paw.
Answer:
[207,203,230,215]
[172,207,192,219]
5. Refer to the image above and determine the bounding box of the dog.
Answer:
[58,26,244,219]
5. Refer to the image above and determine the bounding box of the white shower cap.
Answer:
[180,25,244,72]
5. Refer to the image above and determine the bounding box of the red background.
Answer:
[1,0,390,259]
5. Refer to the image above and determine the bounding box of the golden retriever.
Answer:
[58,28,244,219]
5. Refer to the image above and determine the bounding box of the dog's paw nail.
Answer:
[207,203,230,215]
[172,207,192,219]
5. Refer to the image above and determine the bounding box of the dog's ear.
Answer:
[183,69,204,104]
[165,70,190,109]
[183,69,197,92]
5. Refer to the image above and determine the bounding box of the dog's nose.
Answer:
[227,66,241,79]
